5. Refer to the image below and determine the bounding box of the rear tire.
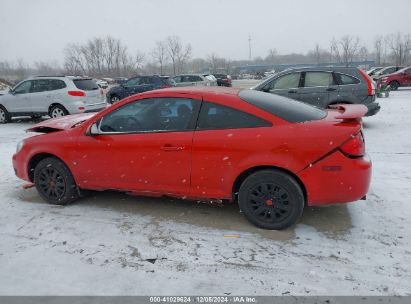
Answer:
[238,170,304,230]
[49,105,68,118]
[34,157,79,205]
[0,106,11,124]
[389,81,399,91]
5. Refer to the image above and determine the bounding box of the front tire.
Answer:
[0,106,11,124]
[238,170,304,230]
[34,157,79,205]
[49,105,68,118]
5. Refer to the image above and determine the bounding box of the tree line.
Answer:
[1,33,410,83]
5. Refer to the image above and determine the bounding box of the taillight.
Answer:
[68,90,85,97]
[99,88,104,96]
[358,68,374,96]
[339,132,365,157]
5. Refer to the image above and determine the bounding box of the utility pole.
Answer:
[248,35,252,61]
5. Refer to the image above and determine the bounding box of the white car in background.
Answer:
[0,76,107,123]
[94,78,109,89]
[202,74,218,86]
[173,74,217,87]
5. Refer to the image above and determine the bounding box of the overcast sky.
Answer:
[1,0,410,64]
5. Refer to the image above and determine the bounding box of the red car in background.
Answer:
[12,87,372,229]
[378,66,411,90]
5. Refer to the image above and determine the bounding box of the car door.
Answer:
[191,75,206,86]
[30,79,52,113]
[180,75,195,87]
[298,71,336,108]
[191,101,272,199]
[6,80,33,113]
[123,77,143,95]
[73,96,201,196]
[263,72,303,101]
[333,72,362,103]
[172,75,185,87]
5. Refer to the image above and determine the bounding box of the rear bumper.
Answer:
[365,101,381,116]
[298,151,372,206]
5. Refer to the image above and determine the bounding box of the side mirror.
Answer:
[89,122,101,135]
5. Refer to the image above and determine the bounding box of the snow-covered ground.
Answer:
[0,89,410,296]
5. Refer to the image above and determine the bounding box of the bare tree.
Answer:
[374,36,384,65]
[166,36,192,75]
[33,61,62,76]
[265,48,278,64]
[331,35,361,66]
[386,32,411,65]
[358,46,369,61]
[151,41,168,75]
[64,43,87,75]
[63,36,145,77]
[207,53,219,72]
[313,43,322,64]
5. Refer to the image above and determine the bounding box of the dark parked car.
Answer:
[252,67,380,116]
[107,75,175,103]
[214,74,232,87]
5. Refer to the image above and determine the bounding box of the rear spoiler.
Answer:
[328,104,368,120]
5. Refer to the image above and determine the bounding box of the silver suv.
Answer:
[0,76,107,123]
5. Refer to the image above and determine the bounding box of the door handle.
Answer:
[326,87,337,91]
[288,90,297,93]
[161,145,185,151]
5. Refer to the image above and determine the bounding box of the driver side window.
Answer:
[13,81,32,94]
[125,77,141,86]
[99,98,200,133]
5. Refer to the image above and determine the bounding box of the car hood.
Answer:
[27,113,96,133]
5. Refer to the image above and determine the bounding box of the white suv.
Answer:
[0,76,107,123]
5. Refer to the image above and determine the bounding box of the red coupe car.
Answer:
[12,87,372,229]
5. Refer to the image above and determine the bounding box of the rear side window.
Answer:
[31,79,67,92]
[125,77,141,86]
[197,102,271,130]
[304,72,334,87]
[31,79,50,93]
[267,73,301,90]
[141,77,153,84]
[382,68,395,75]
[335,73,360,85]
[73,79,98,91]
[48,79,66,90]
[239,90,326,123]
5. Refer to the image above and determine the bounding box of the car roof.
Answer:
[155,86,240,95]
[279,66,358,73]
